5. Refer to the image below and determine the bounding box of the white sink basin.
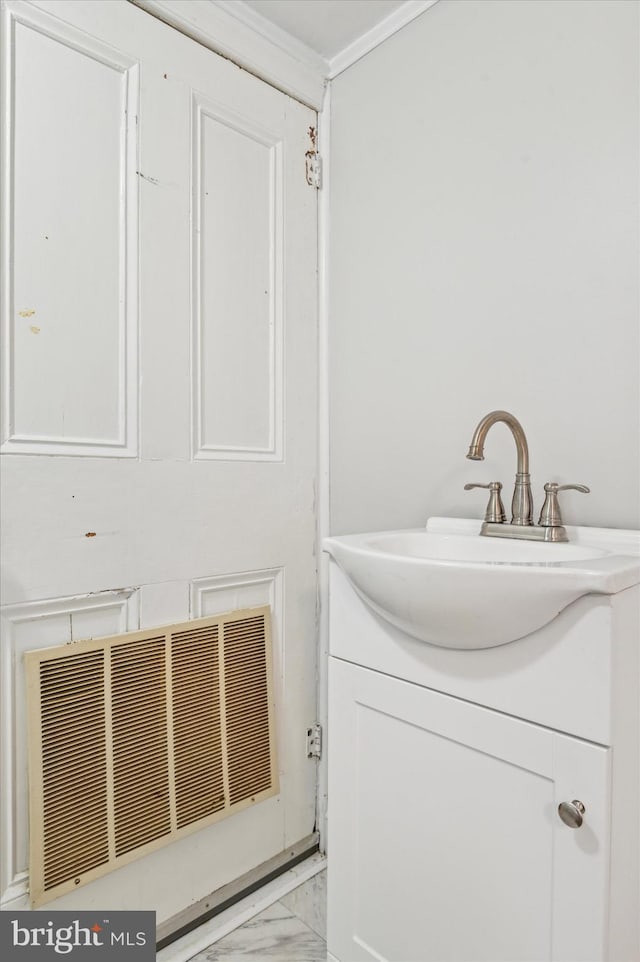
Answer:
[368,532,607,564]
[323,517,640,649]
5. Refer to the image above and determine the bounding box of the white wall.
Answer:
[329,0,639,534]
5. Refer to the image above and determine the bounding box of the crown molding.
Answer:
[129,0,441,109]
[129,0,327,110]
[215,1,328,75]
[328,0,440,79]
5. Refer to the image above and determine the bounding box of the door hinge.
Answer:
[305,125,322,189]
[306,723,322,759]
[305,150,322,189]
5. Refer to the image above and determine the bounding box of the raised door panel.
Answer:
[192,96,283,460]
[1,1,138,456]
[328,658,610,962]
[0,591,139,902]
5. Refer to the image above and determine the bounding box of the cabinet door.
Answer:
[328,658,611,962]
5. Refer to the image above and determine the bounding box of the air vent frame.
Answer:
[25,606,278,907]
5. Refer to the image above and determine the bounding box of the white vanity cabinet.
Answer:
[329,658,610,962]
[326,533,640,962]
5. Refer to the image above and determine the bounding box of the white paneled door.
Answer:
[0,0,318,921]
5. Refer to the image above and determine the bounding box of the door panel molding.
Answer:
[191,94,284,461]
[1,0,139,457]
[0,589,140,905]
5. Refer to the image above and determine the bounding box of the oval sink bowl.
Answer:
[367,532,607,564]
[323,518,640,650]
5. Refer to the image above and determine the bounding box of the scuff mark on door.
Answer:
[137,170,159,185]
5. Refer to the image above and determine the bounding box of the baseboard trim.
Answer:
[157,832,320,949]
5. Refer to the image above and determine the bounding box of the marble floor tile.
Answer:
[196,901,326,962]
[280,869,326,940]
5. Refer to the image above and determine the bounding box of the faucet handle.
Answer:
[464,481,506,524]
[538,482,590,527]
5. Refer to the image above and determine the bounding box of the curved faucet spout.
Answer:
[466,410,530,474]
[466,410,533,524]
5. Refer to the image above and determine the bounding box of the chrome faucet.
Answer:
[465,410,589,542]
[466,410,533,526]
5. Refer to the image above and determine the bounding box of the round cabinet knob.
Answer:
[558,799,586,829]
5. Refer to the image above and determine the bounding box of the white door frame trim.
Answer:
[129,0,327,109]
[316,82,331,854]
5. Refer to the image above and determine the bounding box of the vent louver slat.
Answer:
[172,623,226,830]
[26,606,278,907]
[37,651,110,892]
[112,638,172,857]
[224,617,273,806]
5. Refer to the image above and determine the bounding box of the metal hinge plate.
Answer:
[305,125,321,189]
[306,723,322,759]
[305,150,322,189]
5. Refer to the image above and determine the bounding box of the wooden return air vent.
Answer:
[25,607,278,907]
